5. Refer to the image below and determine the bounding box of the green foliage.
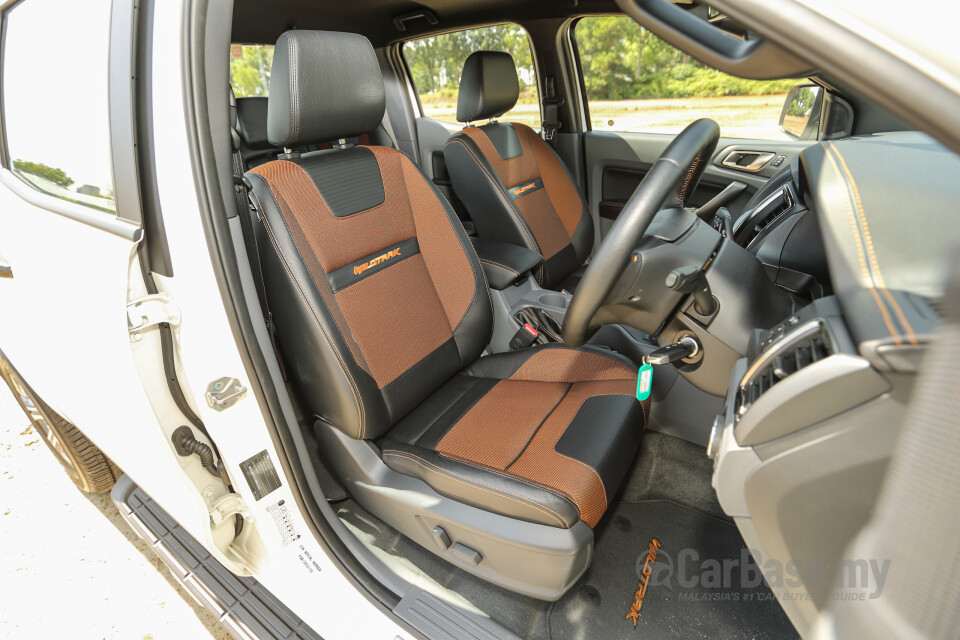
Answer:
[787,86,819,116]
[576,16,800,100]
[404,24,536,99]
[230,45,273,97]
[13,159,73,188]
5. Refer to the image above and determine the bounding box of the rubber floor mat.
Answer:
[548,501,797,639]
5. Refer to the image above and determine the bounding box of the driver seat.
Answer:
[246,30,648,598]
[444,51,594,292]
[444,51,712,292]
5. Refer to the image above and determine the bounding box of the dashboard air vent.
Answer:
[737,319,833,419]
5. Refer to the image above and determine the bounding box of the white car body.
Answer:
[0,0,405,637]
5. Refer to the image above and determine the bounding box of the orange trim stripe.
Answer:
[819,142,902,345]
[828,141,918,345]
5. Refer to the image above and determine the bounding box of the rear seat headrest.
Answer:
[267,30,386,148]
[456,51,519,123]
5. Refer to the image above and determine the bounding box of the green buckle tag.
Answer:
[636,362,653,402]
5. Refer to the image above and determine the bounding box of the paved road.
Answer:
[0,386,232,640]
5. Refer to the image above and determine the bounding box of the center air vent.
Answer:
[737,319,833,419]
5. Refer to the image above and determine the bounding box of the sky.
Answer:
[3,0,114,194]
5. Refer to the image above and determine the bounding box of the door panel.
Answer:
[583,131,812,239]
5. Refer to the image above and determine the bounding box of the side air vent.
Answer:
[733,184,794,246]
[737,319,833,420]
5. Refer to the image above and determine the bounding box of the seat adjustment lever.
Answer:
[643,336,700,365]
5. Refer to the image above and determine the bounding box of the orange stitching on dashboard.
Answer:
[820,142,901,345]
[828,141,918,345]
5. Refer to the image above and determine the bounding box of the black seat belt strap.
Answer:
[542,75,564,141]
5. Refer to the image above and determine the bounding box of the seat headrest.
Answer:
[456,51,519,123]
[267,30,386,148]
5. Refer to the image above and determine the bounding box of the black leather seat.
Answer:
[245,30,647,599]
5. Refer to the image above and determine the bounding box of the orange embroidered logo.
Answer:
[354,248,401,276]
[626,538,661,627]
[514,181,537,196]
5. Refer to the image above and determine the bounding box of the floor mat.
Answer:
[548,501,796,640]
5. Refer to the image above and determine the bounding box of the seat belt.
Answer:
[541,75,564,142]
[232,150,284,375]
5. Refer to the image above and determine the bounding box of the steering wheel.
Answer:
[562,119,721,346]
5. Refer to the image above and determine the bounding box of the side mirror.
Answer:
[779,82,855,141]
[779,83,823,140]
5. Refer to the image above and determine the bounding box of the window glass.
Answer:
[575,16,803,140]
[230,44,274,97]
[3,0,115,213]
[403,25,541,129]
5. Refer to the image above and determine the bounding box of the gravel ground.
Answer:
[0,385,233,640]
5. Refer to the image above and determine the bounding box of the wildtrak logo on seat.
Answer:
[354,247,401,276]
[509,178,544,199]
[327,238,419,293]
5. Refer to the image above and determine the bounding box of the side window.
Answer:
[403,24,541,129]
[575,16,802,140]
[2,0,116,213]
[230,44,274,97]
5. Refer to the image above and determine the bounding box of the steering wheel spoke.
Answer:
[562,119,721,346]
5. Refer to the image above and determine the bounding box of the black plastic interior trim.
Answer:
[108,0,144,226]
[134,0,174,276]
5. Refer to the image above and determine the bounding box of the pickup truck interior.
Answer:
[181,0,960,637]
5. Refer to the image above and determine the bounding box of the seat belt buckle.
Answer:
[509,323,539,351]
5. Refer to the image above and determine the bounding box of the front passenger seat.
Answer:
[246,30,649,599]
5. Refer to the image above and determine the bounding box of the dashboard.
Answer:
[708,131,960,635]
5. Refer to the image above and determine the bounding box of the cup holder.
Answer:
[537,293,568,309]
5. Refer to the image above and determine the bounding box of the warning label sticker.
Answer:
[296,544,323,575]
[266,499,300,547]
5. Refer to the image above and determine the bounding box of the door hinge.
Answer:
[127,293,180,341]
[206,376,247,412]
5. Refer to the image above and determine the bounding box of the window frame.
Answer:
[0,0,143,237]
[569,13,805,140]
[399,22,543,128]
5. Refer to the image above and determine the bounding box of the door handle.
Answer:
[721,150,775,173]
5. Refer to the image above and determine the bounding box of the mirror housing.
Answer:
[779,82,855,140]
[779,83,823,139]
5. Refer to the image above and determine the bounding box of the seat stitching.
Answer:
[252,185,368,438]
[382,450,570,527]
[479,259,519,276]
[828,140,918,345]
